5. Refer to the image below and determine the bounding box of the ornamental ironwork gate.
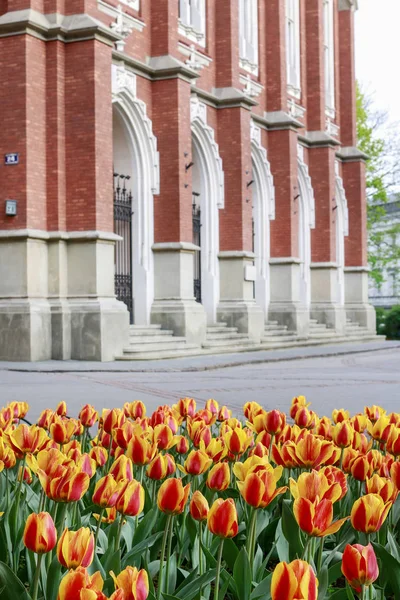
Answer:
[192,197,201,303]
[114,174,134,324]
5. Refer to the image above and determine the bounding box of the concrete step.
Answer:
[309,323,328,331]
[206,326,239,334]
[264,325,289,332]
[205,332,250,341]
[122,338,189,353]
[129,330,175,339]
[262,333,298,342]
[202,338,253,349]
[117,345,201,360]
[127,334,182,344]
[129,325,162,331]
[308,331,340,339]
[262,329,294,337]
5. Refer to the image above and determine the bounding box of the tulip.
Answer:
[255,431,272,449]
[79,404,98,428]
[126,435,157,466]
[238,469,287,509]
[217,405,232,421]
[294,406,318,430]
[154,424,176,450]
[25,512,57,600]
[290,470,342,504]
[57,527,94,569]
[175,397,196,419]
[351,493,391,533]
[208,498,238,600]
[103,409,126,435]
[114,421,140,450]
[57,567,106,600]
[320,466,348,500]
[18,465,32,484]
[50,416,77,446]
[271,560,318,600]
[192,424,212,448]
[110,566,149,600]
[146,453,175,480]
[332,421,354,448]
[37,409,54,430]
[175,435,189,454]
[157,478,190,515]
[243,401,263,422]
[386,427,400,457]
[332,408,350,423]
[265,410,286,435]
[233,454,271,481]
[202,438,227,462]
[315,417,332,440]
[93,507,118,524]
[180,448,212,476]
[116,479,145,517]
[93,474,120,508]
[364,405,386,423]
[109,455,134,482]
[350,455,372,482]
[342,544,379,593]
[0,438,16,472]
[38,463,89,503]
[286,432,335,469]
[351,432,371,454]
[123,401,146,420]
[370,415,391,444]
[9,423,48,455]
[293,498,348,537]
[366,474,398,504]
[351,414,369,433]
[206,462,230,491]
[250,441,269,458]
[205,399,219,417]
[289,396,310,419]
[391,461,400,490]
[74,453,96,478]
[224,426,252,457]
[271,441,300,469]
[190,491,209,522]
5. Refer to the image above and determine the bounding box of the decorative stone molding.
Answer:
[110,5,133,51]
[297,144,316,229]
[190,97,225,209]
[288,98,306,121]
[239,57,259,77]
[98,1,144,33]
[335,162,350,236]
[178,20,205,47]
[240,74,263,99]
[338,0,358,10]
[250,121,276,220]
[326,117,340,139]
[178,43,212,72]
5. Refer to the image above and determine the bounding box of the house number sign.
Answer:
[4,153,19,165]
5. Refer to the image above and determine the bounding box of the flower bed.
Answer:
[0,397,399,600]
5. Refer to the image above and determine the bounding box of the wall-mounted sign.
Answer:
[5,200,17,216]
[4,153,19,165]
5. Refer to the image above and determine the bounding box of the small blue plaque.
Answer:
[5,153,19,165]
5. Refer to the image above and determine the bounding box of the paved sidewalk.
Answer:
[0,340,399,372]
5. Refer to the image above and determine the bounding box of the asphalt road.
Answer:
[1,347,399,423]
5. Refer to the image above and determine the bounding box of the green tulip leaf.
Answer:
[46,554,62,600]
[0,561,30,600]
[233,547,252,600]
[250,573,272,600]
[317,565,328,600]
[281,499,304,560]
[373,542,400,599]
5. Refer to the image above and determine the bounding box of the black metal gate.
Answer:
[114,173,134,323]
[192,197,201,303]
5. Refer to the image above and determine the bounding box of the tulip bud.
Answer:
[58,567,106,600]
[351,494,391,533]
[56,401,67,416]
[271,560,318,600]
[23,512,57,554]
[265,410,286,435]
[123,401,146,420]
[205,399,219,417]
[175,435,189,455]
[342,544,379,592]
[332,409,350,424]
[57,528,94,569]
[110,566,149,600]
[175,397,196,419]
[190,491,209,522]
[93,475,120,508]
[109,455,134,482]
[217,406,232,422]
[157,478,190,515]
[79,404,98,428]
[332,422,354,448]
[207,498,238,538]
[181,449,212,476]
[89,446,108,467]
[238,470,287,509]
[206,462,230,491]
[115,480,145,517]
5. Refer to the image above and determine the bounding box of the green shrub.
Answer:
[375,307,388,336]
[385,305,400,339]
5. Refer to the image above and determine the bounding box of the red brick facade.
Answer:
[0,0,372,361]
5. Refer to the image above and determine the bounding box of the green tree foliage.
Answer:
[356,84,400,288]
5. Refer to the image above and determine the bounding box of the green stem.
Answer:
[247,509,258,572]
[214,538,224,600]
[165,515,174,595]
[360,585,365,600]
[317,536,324,574]
[38,488,45,513]
[199,521,203,576]
[13,455,26,571]
[81,428,88,454]
[31,552,44,600]
[158,514,172,600]
[339,447,344,471]
[302,537,310,561]
[115,512,124,552]
[5,469,10,512]
[57,503,69,537]
[94,508,106,550]
[105,435,113,473]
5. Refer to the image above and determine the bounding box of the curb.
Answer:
[1,342,399,374]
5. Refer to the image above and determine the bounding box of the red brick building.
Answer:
[0,0,376,361]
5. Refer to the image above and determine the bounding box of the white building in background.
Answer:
[369,197,400,308]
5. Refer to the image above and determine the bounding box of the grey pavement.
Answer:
[0,342,399,423]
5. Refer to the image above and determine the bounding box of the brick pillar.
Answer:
[305,0,346,333]
[215,0,240,89]
[339,5,375,331]
[265,0,287,112]
[217,107,264,342]
[0,34,51,360]
[150,77,207,345]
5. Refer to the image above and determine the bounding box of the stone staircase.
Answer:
[259,321,299,348]
[345,318,383,340]
[201,323,257,353]
[308,319,338,340]
[116,325,200,360]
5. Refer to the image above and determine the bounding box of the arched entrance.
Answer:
[190,98,224,324]
[297,149,316,307]
[335,173,349,306]
[251,123,275,318]
[112,65,159,326]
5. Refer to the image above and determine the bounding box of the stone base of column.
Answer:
[218,252,264,343]
[269,259,310,337]
[310,265,347,334]
[151,243,207,346]
[0,299,52,361]
[344,268,376,332]
[49,300,71,360]
[69,298,129,361]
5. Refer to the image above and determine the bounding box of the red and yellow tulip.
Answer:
[57,567,106,600]
[57,528,94,569]
[190,490,209,522]
[110,566,149,600]
[24,512,57,554]
[351,493,391,533]
[206,462,230,491]
[341,544,379,592]
[271,560,318,600]
[238,469,287,509]
[207,498,238,538]
[293,498,348,537]
[157,478,190,515]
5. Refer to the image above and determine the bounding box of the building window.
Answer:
[239,0,259,73]
[179,0,206,45]
[323,0,335,116]
[286,0,301,98]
